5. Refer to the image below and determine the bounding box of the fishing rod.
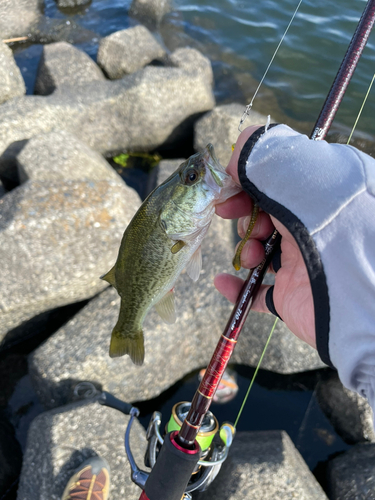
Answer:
[100,1,375,498]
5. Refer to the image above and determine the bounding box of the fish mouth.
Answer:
[203,143,228,188]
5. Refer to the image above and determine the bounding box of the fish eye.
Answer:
[184,169,198,185]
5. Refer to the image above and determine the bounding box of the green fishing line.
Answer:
[233,317,279,429]
[347,73,375,145]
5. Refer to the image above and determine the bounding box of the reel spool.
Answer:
[144,401,234,496]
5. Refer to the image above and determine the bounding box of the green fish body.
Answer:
[102,144,240,365]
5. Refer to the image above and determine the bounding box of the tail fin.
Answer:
[109,328,145,365]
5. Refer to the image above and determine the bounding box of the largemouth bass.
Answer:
[101,144,240,365]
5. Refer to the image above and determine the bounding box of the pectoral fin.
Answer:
[155,290,176,324]
[171,240,186,254]
[186,246,202,282]
[100,266,117,289]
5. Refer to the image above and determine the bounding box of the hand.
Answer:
[214,126,316,349]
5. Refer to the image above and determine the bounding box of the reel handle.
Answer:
[98,391,135,415]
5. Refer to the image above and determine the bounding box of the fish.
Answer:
[101,144,241,365]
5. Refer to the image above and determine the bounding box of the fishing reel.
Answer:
[143,402,235,497]
[96,390,234,497]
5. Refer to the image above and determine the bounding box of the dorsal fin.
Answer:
[100,266,117,289]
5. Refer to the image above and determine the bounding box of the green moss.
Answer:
[113,152,161,170]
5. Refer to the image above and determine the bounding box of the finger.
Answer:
[226,125,263,182]
[216,191,253,219]
[234,238,265,270]
[237,211,274,240]
[214,273,246,304]
[214,273,271,314]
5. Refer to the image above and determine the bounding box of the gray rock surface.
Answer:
[129,0,171,26]
[97,26,166,79]
[29,18,98,46]
[0,0,43,39]
[194,103,270,166]
[0,131,141,342]
[35,42,105,96]
[17,399,148,500]
[0,179,140,343]
[0,53,215,158]
[316,371,375,444]
[29,161,323,409]
[199,431,327,500]
[16,130,120,184]
[56,0,91,7]
[0,43,26,104]
[328,443,375,500]
[170,47,214,87]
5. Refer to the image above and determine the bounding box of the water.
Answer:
[167,0,375,140]
[13,0,375,144]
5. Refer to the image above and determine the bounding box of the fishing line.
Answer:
[347,72,375,144]
[233,317,279,429]
[239,0,303,131]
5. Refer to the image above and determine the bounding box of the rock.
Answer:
[29,162,323,409]
[169,47,214,87]
[35,42,105,96]
[0,0,43,40]
[15,130,120,184]
[0,43,26,104]
[97,25,166,79]
[0,52,215,158]
[0,181,5,198]
[29,18,98,46]
[316,371,375,444]
[56,0,91,7]
[194,103,269,166]
[129,0,171,27]
[328,443,375,500]
[0,131,141,342]
[17,398,148,500]
[199,431,328,500]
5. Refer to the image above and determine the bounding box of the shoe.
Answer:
[199,368,238,404]
[61,455,110,500]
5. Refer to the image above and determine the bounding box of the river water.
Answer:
[167,0,375,140]
[15,0,375,145]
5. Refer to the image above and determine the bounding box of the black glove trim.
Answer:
[238,125,333,368]
[271,246,282,273]
[265,286,283,320]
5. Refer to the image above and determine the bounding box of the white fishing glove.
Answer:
[238,123,375,414]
